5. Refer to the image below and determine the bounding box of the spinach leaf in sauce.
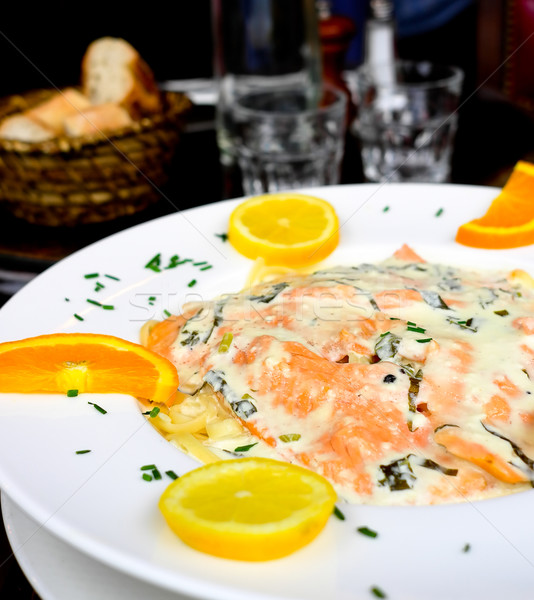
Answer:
[407,376,421,432]
[374,332,400,361]
[481,422,534,480]
[415,457,458,476]
[249,282,289,304]
[412,288,450,310]
[446,316,478,333]
[204,370,257,419]
[378,456,416,491]
[178,299,227,348]
[379,454,458,492]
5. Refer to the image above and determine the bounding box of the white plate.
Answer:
[1,491,195,600]
[1,184,534,600]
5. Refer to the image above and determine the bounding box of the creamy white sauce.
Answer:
[168,257,534,505]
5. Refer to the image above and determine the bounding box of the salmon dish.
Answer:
[144,245,534,505]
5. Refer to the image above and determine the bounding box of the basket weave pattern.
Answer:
[0,90,191,226]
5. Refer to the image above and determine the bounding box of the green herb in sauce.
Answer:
[234,442,258,453]
[218,332,234,353]
[279,433,301,442]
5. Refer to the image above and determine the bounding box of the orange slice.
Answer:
[159,457,337,561]
[456,160,534,248]
[228,193,340,267]
[0,333,179,404]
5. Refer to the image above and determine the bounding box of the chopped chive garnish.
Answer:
[149,406,160,418]
[74,314,84,321]
[192,261,207,266]
[141,464,157,471]
[148,296,156,301]
[87,299,102,306]
[84,273,99,279]
[407,326,426,333]
[65,298,70,302]
[188,279,197,288]
[357,526,378,538]
[75,449,91,454]
[200,265,213,271]
[67,389,79,397]
[165,470,179,480]
[88,402,107,414]
[102,305,115,310]
[176,258,193,265]
[234,442,258,453]
[407,321,416,326]
[142,473,152,482]
[218,332,234,353]
[152,468,162,480]
[279,433,301,442]
[145,253,162,272]
[382,206,390,212]
[416,338,433,343]
[215,233,228,242]
[94,282,105,292]
[435,207,444,217]
[105,274,120,281]
[463,543,471,553]
[333,506,345,520]
[494,309,509,316]
[163,309,171,317]
[371,586,387,598]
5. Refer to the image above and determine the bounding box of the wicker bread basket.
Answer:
[0,89,191,226]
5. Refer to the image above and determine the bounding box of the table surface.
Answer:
[2,90,534,599]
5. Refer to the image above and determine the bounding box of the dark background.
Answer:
[0,3,214,98]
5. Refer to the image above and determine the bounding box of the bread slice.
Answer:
[0,113,56,142]
[27,88,91,133]
[63,102,133,137]
[81,37,161,119]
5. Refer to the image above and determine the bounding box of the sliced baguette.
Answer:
[63,102,133,137]
[26,88,91,133]
[81,37,161,119]
[0,113,56,142]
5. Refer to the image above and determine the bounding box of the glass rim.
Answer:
[231,84,347,119]
[355,60,464,90]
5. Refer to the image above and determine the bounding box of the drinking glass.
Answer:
[211,0,322,167]
[231,85,347,195]
[352,61,464,183]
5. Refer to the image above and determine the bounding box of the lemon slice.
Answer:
[158,457,337,561]
[228,193,340,267]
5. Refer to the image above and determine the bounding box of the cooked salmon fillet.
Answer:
[146,245,534,505]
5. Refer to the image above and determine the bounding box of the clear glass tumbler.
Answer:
[352,61,464,183]
[231,85,347,195]
[211,0,322,167]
